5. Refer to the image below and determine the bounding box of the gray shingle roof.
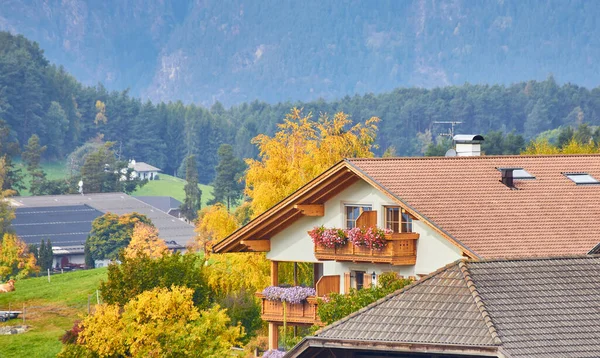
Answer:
[467,257,600,358]
[293,256,600,358]
[10,193,195,246]
[318,263,498,347]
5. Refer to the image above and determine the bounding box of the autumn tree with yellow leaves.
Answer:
[124,223,169,259]
[523,138,598,155]
[245,108,379,216]
[0,233,39,280]
[72,286,243,358]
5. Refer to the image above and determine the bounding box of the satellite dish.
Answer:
[445,149,457,157]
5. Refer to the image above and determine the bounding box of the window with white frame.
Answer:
[345,205,372,229]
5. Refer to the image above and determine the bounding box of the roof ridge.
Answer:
[315,260,462,336]
[467,254,600,264]
[458,261,502,345]
[348,153,600,161]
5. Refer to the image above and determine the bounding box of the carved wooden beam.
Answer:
[294,204,325,216]
[241,240,271,252]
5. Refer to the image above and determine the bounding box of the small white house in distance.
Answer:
[129,160,162,180]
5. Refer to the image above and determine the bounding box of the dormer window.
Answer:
[564,173,600,185]
[385,206,413,233]
[345,205,372,229]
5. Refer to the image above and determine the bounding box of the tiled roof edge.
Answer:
[468,254,600,264]
[348,153,600,161]
[315,260,463,337]
[344,159,481,259]
[458,261,502,345]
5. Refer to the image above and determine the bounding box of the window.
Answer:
[564,173,600,185]
[385,206,413,233]
[345,205,372,229]
[352,271,365,290]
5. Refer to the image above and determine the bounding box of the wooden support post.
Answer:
[293,262,298,286]
[268,322,279,350]
[271,261,278,286]
[294,204,324,216]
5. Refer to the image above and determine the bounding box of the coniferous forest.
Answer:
[2,31,600,184]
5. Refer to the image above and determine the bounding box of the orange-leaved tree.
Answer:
[124,223,169,259]
[245,108,379,217]
[0,233,39,280]
[0,157,16,236]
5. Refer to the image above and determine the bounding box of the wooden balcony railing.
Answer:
[314,232,418,265]
[256,293,321,325]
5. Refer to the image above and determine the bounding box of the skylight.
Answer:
[513,169,535,180]
[564,173,600,185]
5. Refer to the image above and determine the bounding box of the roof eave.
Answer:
[285,337,500,358]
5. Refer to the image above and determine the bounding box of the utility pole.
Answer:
[433,121,462,138]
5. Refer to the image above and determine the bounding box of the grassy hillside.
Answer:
[15,161,214,206]
[132,173,213,207]
[0,268,107,358]
[15,160,69,196]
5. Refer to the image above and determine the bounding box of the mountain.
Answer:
[1,0,599,106]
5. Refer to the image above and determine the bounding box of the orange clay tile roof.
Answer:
[347,155,600,259]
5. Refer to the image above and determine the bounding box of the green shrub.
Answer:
[317,272,412,325]
[99,252,211,308]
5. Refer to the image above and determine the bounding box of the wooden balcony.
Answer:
[256,293,321,325]
[314,232,418,265]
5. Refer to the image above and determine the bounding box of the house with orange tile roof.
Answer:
[213,139,600,350]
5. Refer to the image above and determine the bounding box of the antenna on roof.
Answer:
[445,148,457,157]
[433,121,462,138]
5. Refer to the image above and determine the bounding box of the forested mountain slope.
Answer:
[2,32,600,184]
[1,0,599,106]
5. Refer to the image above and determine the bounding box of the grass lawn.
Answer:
[132,173,214,207]
[14,160,68,196]
[0,268,107,358]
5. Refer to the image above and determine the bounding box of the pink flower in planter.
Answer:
[309,226,347,248]
[346,226,391,250]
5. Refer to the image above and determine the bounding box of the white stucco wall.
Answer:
[267,179,463,293]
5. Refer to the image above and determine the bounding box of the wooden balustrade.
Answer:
[256,293,322,325]
[314,232,418,265]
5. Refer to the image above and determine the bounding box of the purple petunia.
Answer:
[262,349,286,358]
[262,286,316,304]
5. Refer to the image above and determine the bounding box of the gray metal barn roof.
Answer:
[12,205,103,246]
[10,193,195,246]
[135,196,182,214]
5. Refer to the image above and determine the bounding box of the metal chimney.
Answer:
[453,134,484,156]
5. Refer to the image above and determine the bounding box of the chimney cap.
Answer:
[453,134,484,143]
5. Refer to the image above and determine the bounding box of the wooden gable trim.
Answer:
[240,240,271,252]
[294,204,324,216]
[213,161,355,253]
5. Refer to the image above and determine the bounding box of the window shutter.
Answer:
[344,272,351,294]
[363,273,372,289]
[356,210,377,228]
